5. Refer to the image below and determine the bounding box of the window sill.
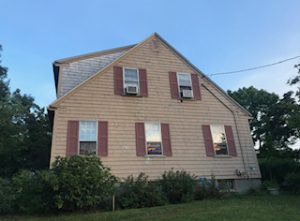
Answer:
[144,155,166,158]
[213,155,231,158]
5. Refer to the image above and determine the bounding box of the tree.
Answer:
[0,45,51,177]
[228,86,299,158]
[288,63,300,99]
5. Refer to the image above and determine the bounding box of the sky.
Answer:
[1,0,300,108]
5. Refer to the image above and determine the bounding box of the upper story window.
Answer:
[123,68,139,95]
[177,73,193,99]
[145,123,162,155]
[79,121,97,155]
[210,125,228,155]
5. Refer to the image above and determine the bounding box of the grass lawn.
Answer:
[1,195,300,221]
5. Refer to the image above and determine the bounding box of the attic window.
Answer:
[123,68,139,94]
[177,73,193,99]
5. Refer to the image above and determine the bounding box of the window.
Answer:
[124,68,139,92]
[145,123,162,155]
[177,73,193,98]
[218,179,235,191]
[79,121,97,155]
[210,125,228,155]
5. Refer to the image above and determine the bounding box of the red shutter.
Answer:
[191,73,201,100]
[139,68,148,97]
[66,120,79,156]
[98,121,108,157]
[135,122,146,156]
[202,125,214,157]
[161,123,172,156]
[225,125,237,157]
[169,72,179,99]
[114,66,123,95]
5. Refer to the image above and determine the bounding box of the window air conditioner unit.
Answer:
[181,89,193,99]
[125,86,138,95]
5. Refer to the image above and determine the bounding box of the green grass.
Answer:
[1,195,300,221]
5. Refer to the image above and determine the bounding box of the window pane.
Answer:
[124,68,138,85]
[210,125,228,155]
[178,73,191,87]
[80,121,97,141]
[147,142,162,155]
[80,141,96,155]
[145,123,162,155]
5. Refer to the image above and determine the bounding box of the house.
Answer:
[48,33,261,192]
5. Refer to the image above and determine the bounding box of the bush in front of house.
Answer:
[160,170,197,204]
[51,155,117,211]
[0,155,117,214]
[116,173,166,209]
[194,176,221,200]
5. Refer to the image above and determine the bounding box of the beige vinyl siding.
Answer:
[50,38,260,180]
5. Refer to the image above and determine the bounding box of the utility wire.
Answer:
[210,55,300,77]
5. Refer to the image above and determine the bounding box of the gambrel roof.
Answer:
[49,33,251,117]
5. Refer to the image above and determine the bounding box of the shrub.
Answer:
[283,172,300,193]
[10,170,56,214]
[116,173,165,209]
[51,155,117,211]
[259,158,300,184]
[160,170,196,204]
[194,176,221,200]
[0,177,14,214]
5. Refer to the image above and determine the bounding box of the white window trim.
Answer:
[210,124,229,156]
[78,120,98,156]
[176,72,193,98]
[144,122,164,156]
[123,67,140,94]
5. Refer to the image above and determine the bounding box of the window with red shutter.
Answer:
[225,125,237,157]
[139,68,148,97]
[98,121,108,157]
[169,72,179,99]
[66,121,79,156]
[191,73,201,100]
[202,125,214,157]
[161,123,172,156]
[135,122,146,156]
[114,66,123,95]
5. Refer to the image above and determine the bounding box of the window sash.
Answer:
[145,123,163,155]
[210,125,228,155]
[79,121,97,155]
[177,73,192,87]
[124,68,139,87]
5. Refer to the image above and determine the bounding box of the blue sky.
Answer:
[1,0,300,107]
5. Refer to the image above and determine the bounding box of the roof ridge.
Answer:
[54,44,137,64]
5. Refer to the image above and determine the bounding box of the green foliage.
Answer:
[259,158,300,184]
[194,176,221,200]
[0,46,51,177]
[116,173,165,209]
[228,86,300,158]
[160,170,196,204]
[51,155,117,211]
[0,177,14,214]
[11,170,57,214]
[283,172,300,193]
[0,156,117,214]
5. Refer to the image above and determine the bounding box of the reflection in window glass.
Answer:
[210,125,228,155]
[145,123,162,155]
[79,121,97,155]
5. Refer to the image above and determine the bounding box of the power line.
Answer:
[210,55,300,77]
